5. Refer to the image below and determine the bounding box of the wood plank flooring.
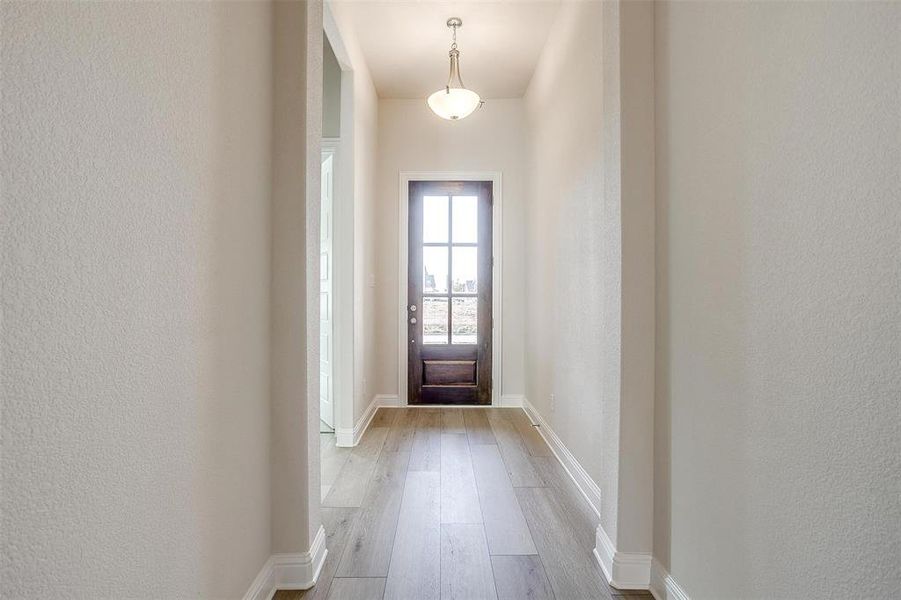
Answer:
[490,555,554,600]
[275,407,652,600]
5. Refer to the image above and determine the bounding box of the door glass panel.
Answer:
[423,297,449,345]
[452,196,478,243]
[423,246,449,294]
[451,297,477,344]
[452,246,478,293]
[423,195,449,243]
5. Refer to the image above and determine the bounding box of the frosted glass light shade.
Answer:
[427,87,481,120]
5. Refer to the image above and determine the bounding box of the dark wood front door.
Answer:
[408,181,492,405]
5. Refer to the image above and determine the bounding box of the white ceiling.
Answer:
[330,1,561,99]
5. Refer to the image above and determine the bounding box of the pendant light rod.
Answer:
[447,50,465,91]
[446,18,465,91]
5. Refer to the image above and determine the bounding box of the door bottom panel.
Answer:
[421,385,482,405]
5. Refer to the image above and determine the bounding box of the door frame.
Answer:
[398,171,503,406]
[323,136,352,439]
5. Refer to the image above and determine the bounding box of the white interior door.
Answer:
[320,153,334,429]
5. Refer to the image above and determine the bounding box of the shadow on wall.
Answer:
[199,3,273,596]
[653,3,753,589]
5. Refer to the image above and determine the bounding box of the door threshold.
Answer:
[386,404,503,409]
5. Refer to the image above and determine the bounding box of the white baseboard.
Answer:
[650,559,690,600]
[335,395,399,447]
[499,394,524,407]
[335,397,378,447]
[522,397,655,592]
[375,394,400,407]
[593,525,652,590]
[244,525,328,600]
[522,397,601,515]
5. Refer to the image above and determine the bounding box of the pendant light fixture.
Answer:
[427,17,482,121]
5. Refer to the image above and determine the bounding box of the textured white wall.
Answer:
[655,1,901,597]
[603,0,657,555]
[524,1,655,556]
[352,57,379,424]
[1,1,273,597]
[270,0,322,557]
[326,2,380,424]
[523,0,610,512]
[373,99,528,401]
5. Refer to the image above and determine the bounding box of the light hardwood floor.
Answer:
[276,407,652,600]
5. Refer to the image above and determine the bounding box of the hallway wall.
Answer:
[270,0,322,559]
[654,2,901,597]
[522,0,611,514]
[1,1,275,597]
[326,2,381,426]
[374,99,527,402]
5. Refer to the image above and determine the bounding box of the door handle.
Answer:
[410,317,417,324]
